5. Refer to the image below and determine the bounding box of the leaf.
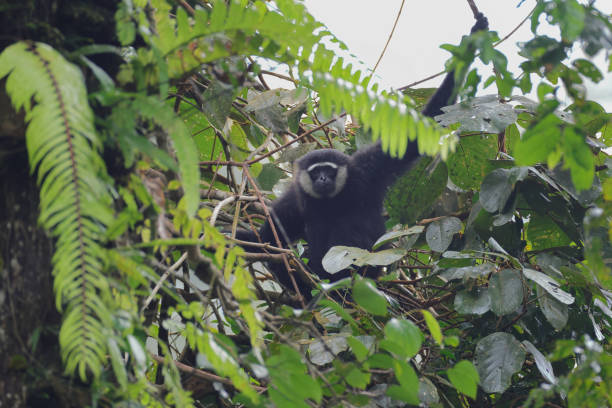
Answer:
[257,163,285,191]
[523,268,574,305]
[0,42,114,380]
[308,335,348,366]
[454,288,491,315]
[136,95,200,217]
[345,366,371,389]
[550,166,601,206]
[474,332,526,394]
[537,285,569,330]
[322,246,405,274]
[322,246,368,274]
[199,332,259,402]
[447,360,480,399]
[488,269,523,316]
[107,338,127,389]
[563,126,595,190]
[386,158,448,224]
[522,340,556,384]
[479,167,528,213]
[267,345,322,406]
[353,278,387,316]
[372,226,424,250]
[381,318,422,359]
[425,217,463,252]
[201,80,235,130]
[357,248,406,266]
[277,142,318,163]
[437,94,518,134]
[421,310,443,346]
[525,212,572,250]
[127,335,146,373]
[514,114,563,166]
[347,336,370,362]
[447,133,498,190]
[386,360,419,405]
[418,377,440,405]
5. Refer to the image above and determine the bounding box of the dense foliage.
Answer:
[1,0,611,406]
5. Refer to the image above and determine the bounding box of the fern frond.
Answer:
[143,0,449,157]
[132,95,200,216]
[0,42,113,380]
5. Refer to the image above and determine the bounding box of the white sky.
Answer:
[295,0,612,110]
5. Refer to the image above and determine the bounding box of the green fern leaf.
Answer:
[134,95,200,217]
[0,41,113,380]
[143,0,451,158]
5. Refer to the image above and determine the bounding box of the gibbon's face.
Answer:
[296,149,349,199]
[298,160,348,199]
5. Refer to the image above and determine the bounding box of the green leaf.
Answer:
[386,360,419,404]
[523,268,574,305]
[447,360,479,399]
[353,277,387,316]
[447,133,498,190]
[479,167,528,213]
[267,345,321,406]
[522,340,557,384]
[421,310,443,346]
[386,158,448,224]
[347,336,370,362]
[0,41,114,380]
[382,318,422,359]
[345,367,371,389]
[107,338,128,389]
[135,95,200,217]
[525,212,572,250]
[436,95,517,134]
[425,216,463,253]
[257,164,285,191]
[474,332,526,394]
[372,226,424,250]
[489,269,523,316]
[454,288,491,315]
[198,332,259,402]
[366,353,394,369]
[537,285,569,330]
[515,114,563,165]
[562,126,595,190]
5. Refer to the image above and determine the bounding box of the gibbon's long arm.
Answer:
[351,11,489,191]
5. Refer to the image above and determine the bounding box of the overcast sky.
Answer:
[295,0,612,110]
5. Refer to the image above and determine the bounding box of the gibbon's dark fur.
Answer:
[237,14,489,293]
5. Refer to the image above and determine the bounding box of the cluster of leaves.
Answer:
[1,0,611,407]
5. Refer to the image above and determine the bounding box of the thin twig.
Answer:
[372,0,406,74]
[151,354,266,393]
[142,252,188,312]
[200,114,347,167]
[398,3,535,91]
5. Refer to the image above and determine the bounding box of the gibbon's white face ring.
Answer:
[306,161,338,172]
[298,163,347,199]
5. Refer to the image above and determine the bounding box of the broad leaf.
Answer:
[474,332,526,394]
[489,269,523,316]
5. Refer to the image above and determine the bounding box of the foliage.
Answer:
[0,42,114,380]
[1,0,611,407]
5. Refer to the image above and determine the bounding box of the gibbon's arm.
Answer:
[235,184,305,248]
[352,12,489,189]
[349,63,458,189]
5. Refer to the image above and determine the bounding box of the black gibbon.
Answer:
[237,13,489,294]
